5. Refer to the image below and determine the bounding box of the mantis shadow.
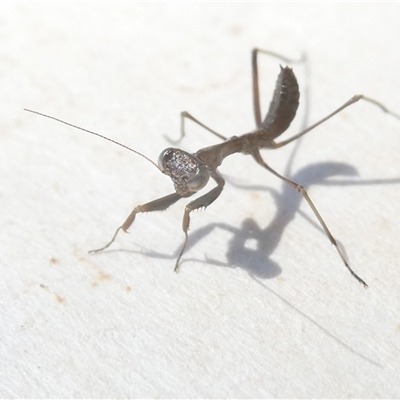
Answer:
[137,159,400,280]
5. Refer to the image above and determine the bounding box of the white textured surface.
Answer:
[1,3,400,398]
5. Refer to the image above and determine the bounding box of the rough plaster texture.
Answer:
[1,3,400,398]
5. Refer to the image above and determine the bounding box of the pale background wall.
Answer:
[1,3,400,398]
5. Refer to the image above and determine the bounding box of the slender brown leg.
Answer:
[252,49,262,128]
[89,193,182,253]
[166,111,226,144]
[180,111,227,141]
[252,149,368,287]
[272,95,400,149]
[174,172,225,272]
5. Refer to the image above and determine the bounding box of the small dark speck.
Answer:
[49,257,59,265]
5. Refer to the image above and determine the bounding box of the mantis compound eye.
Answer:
[158,148,210,196]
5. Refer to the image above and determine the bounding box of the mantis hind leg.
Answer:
[252,149,368,287]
